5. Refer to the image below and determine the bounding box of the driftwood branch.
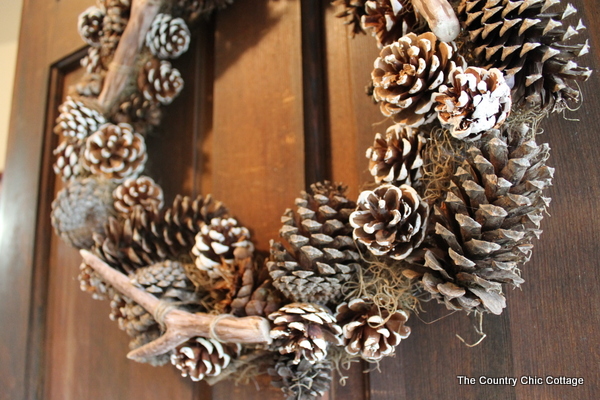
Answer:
[80,250,272,362]
[412,0,460,42]
[97,0,161,111]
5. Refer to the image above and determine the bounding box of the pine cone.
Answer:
[192,217,254,280]
[110,293,156,338]
[173,0,234,22]
[267,182,359,304]
[362,0,423,48]
[366,123,426,186]
[171,338,241,382]
[268,355,333,400]
[146,13,191,59]
[82,47,104,74]
[78,262,113,300]
[234,276,285,318]
[459,0,592,108]
[407,127,553,314]
[435,67,512,140]
[332,0,367,36]
[100,0,131,65]
[78,6,105,46]
[131,260,198,302]
[51,177,116,249]
[83,122,147,182]
[269,303,343,364]
[372,32,466,126]
[112,92,162,133]
[113,176,164,214]
[335,298,410,361]
[350,184,429,260]
[53,138,88,181]
[54,97,106,141]
[138,59,184,105]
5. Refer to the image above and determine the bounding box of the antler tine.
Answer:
[80,250,272,362]
[412,0,460,42]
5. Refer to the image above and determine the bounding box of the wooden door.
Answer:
[0,1,599,399]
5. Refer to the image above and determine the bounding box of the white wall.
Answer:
[0,0,24,172]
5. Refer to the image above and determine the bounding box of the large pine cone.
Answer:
[267,182,359,304]
[146,13,191,59]
[406,127,553,314]
[171,338,241,382]
[350,184,429,260]
[269,303,343,364]
[51,177,116,249]
[372,32,466,126]
[113,175,164,214]
[53,138,88,181]
[54,97,106,141]
[138,59,184,105]
[78,6,105,46]
[332,0,368,36]
[459,0,592,108]
[366,123,426,186]
[83,122,147,182]
[335,298,410,361]
[435,66,512,140]
[362,0,423,48]
[268,355,333,400]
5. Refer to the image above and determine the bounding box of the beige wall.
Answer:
[0,0,24,172]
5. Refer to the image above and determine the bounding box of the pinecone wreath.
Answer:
[268,355,333,400]
[138,59,184,105]
[146,13,191,59]
[459,0,592,108]
[267,182,359,304]
[372,32,466,126]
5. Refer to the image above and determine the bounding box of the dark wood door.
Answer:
[1,1,599,399]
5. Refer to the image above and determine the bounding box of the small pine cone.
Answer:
[78,6,105,46]
[268,355,333,400]
[138,59,184,105]
[171,338,241,382]
[269,303,343,364]
[267,182,359,304]
[174,0,234,22]
[366,123,426,186]
[112,92,162,133]
[51,177,116,249]
[109,293,156,337]
[350,184,429,260]
[408,127,553,315]
[83,122,147,182]
[459,0,592,108]
[146,14,191,59]
[53,138,88,181]
[332,0,367,36]
[113,176,164,214]
[78,262,113,300]
[192,217,254,280]
[54,97,106,141]
[372,32,466,127]
[335,298,410,361]
[361,0,423,48]
[435,67,512,141]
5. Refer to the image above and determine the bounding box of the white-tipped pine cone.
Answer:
[435,67,511,140]
[113,176,164,214]
[372,32,466,127]
[350,184,429,260]
[78,6,105,46]
[146,13,191,59]
[54,97,106,141]
[138,59,184,105]
[362,0,423,48]
[83,122,147,182]
[171,338,241,381]
[53,138,88,181]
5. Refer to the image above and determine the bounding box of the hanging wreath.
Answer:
[50,0,592,398]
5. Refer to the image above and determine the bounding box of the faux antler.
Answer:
[412,0,460,42]
[80,250,272,362]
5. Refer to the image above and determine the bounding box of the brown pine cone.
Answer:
[112,92,162,133]
[234,276,285,318]
[83,122,147,182]
[171,338,241,382]
[131,260,198,301]
[138,59,184,105]
[109,293,155,338]
[434,67,512,140]
[146,13,191,59]
[113,175,164,214]
[350,184,429,260]
[372,32,466,126]
[332,0,367,36]
[267,182,359,304]
[366,123,426,186]
[269,303,343,364]
[78,6,105,46]
[459,0,592,108]
[53,138,88,181]
[78,262,114,300]
[362,0,423,48]
[100,0,131,66]
[335,298,410,361]
[268,355,333,400]
[406,126,553,315]
[51,177,116,249]
[54,97,106,141]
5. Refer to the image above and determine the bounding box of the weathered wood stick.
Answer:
[80,250,273,362]
[412,0,460,42]
[98,0,161,111]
